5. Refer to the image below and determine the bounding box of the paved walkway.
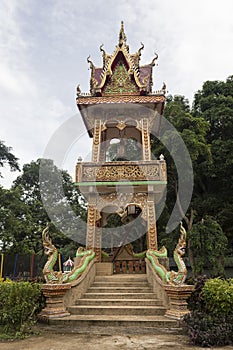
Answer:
[1,327,233,350]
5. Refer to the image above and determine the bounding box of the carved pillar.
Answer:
[94,222,102,262]
[86,195,96,249]
[141,118,151,161]
[92,119,102,163]
[147,195,157,250]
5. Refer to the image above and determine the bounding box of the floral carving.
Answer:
[80,163,160,182]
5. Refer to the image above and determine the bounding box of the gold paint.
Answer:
[116,121,126,130]
[77,95,165,105]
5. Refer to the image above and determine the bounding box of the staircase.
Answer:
[47,274,181,334]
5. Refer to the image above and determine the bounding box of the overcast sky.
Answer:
[1,0,233,188]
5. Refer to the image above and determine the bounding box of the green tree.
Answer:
[0,142,21,252]
[188,216,228,276]
[153,96,211,250]
[193,76,233,255]
[0,159,87,257]
[153,93,229,276]
[0,141,19,177]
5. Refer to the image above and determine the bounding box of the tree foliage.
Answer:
[153,76,232,276]
[188,216,228,276]
[0,281,43,338]
[192,76,233,254]
[184,276,233,347]
[0,159,87,257]
[0,141,19,177]
[153,96,211,251]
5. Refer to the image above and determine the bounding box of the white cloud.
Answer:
[0,63,38,96]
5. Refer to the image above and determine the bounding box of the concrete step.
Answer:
[87,286,152,293]
[92,281,150,287]
[47,314,180,331]
[39,273,180,334]
[94,275,148,282]
[76,298,163,306]
[68,305,166,316]
[83,292,158,299]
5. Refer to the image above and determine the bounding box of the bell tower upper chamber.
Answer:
[75,22,167,261]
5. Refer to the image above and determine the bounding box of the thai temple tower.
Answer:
[75,22,167,264]
[39,22,192,324]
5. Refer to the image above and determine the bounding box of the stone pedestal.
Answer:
[39,283,71,320]
[164,284,194,320]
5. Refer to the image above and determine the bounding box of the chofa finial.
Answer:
[87,55,94,71]
[76,84,81,96]
[100,44,108,67]
[151,52,158,66]
[119,20,127,46]
[162,82,166,93]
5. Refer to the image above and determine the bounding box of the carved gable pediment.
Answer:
[115,244,138,261]
[103,58,139,95]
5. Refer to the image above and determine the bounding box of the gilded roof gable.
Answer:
[87,21,158,96]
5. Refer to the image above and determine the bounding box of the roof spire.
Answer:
[119,20,127,47]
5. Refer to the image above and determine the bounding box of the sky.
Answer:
[0,0,233,188]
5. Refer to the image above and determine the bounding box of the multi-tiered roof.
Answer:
[89,21,157,96]
[76,21,165,136]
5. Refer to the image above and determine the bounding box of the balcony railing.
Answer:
[75,160,167,183]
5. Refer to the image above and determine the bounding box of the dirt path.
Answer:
[1,328,233,350]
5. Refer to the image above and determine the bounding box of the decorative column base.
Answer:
[164,284,194,320]
[38,283,71,320]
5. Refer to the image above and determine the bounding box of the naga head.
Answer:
[176,221,187,256]
[42,223,56,255]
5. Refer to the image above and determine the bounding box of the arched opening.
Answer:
[102,120,142,162]
[106,134,142,161]
[101,205,145,253]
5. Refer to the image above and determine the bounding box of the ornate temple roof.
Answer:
[76,22,166,136]
[77,21,165,100]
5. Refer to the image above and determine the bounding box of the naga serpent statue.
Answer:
[42,224,95,284]
[146,222,187,285]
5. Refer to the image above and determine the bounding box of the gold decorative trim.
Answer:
[79,162,161,182]
[77,95,165,105]
[147,196,157,250]
[116,121,127,130]
[92,120,103,162]
[141,118,151,161]
[86,195,97,248]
